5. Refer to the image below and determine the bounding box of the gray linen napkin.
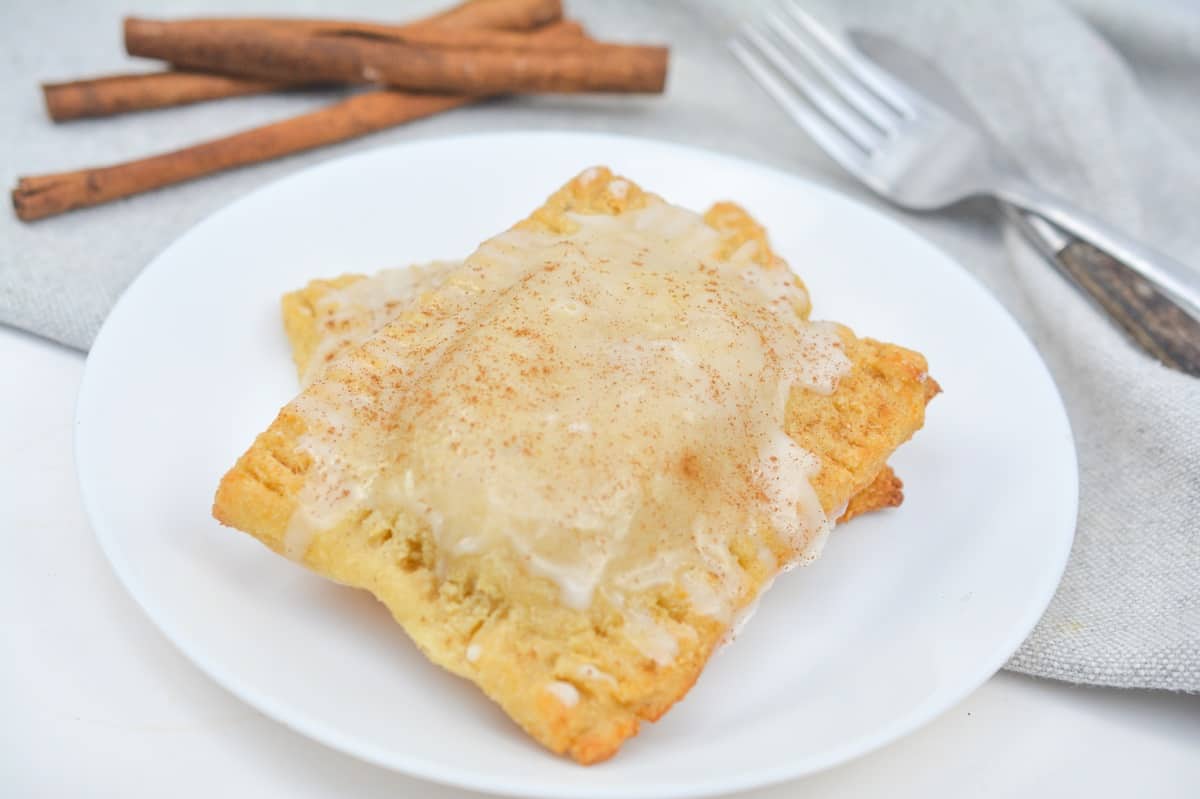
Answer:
[2,0,1196,690]
[791,0,1200,692]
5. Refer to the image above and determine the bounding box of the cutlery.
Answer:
[731,1,1200,376]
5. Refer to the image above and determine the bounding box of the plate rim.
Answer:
[76,129,1078,799]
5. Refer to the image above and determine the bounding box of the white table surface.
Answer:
[3,325,1198,797]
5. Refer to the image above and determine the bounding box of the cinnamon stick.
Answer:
[124,18,668,94]
[155,0,564,40]
[42,72,301,122]
[45,21,585,121]
[13,91,476,222]
[272,20,590,49]
[189,0,565,36]
[15,15,596,219]
[414,0,562,31]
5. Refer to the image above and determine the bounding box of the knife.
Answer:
[853,31,1200,376]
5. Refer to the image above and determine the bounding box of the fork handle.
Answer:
[996,181,1200,325]
[1007,206,1200,377]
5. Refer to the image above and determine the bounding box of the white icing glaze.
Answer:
[718,576,776,652]
[453,536,483,555]
[613,550,685,593]
[577,663,617,686]
[755,431,830,566]
[680,567,727,620]
[283,195,853,664]
[301,261,459,385]
[688,516,744,622]
[623,605,678,666]
[546,680,580,707]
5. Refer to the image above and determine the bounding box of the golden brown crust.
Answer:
[789,332,933,519]
[212,408,310,551]
[280,273,364,378]
[214,167,936,764]
[514,166,659,231]
[839,465,903,522]
[702,201,777,269]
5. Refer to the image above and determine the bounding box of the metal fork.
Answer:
[730,1,1200,364]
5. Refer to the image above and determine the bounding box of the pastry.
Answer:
[214,167,937,763]
[278,213,907,521]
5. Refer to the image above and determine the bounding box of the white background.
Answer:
[3,326,1198,796]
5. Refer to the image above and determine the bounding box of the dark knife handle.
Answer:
[1055,240,1200,377]
[1008,208,1200,378]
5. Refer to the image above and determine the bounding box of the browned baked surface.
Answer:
[214,167,936,763]
[839,464,903,522]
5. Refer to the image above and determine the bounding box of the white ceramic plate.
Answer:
[77,132,1076,799]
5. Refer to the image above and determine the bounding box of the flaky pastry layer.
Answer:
[214,167,937,763]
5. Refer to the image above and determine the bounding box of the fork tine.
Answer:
[730,33,869,178]
[764,5,899,134]
[781,1,925,119]
[756,10,884,149]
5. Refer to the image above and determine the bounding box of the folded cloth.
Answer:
[732,0,1200,691]
[1,0,1195,690]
